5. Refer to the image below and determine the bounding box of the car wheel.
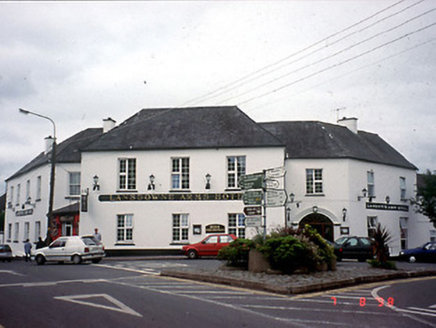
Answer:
[187,249,198,259]
[409,256,416,263]
[35,255,45,265]
[358,257,367,262]
[92,258,102,264]
[72,255,82,264]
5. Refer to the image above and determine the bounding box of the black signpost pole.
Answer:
[262,170,267,242]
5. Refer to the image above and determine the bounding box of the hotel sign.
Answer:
[366,203,409,212]
[99,192,242,202]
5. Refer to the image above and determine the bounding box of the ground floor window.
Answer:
[24,222,30,241]
[400,217,408,250]
[430,230,436,242]
[7,223,12,241]
[228,214,245,238]
[117,214,133,242]
[367,216,378,238]
[173,214,189,242]
[14,222,19,242]
[34,221,41,242]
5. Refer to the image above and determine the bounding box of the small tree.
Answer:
[369,223,396,270]
[411,170,436,228]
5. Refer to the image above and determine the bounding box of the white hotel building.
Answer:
[5,106,434,256]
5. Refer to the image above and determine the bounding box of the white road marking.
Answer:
[408,307,436,315]
[0,270,25,276]
[94,263,159,275]
[54,293,142,317]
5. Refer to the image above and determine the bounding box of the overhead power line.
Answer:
[246,35,436,114]
[218,6,436,105]
[179,0,409,107]
[237,21,436,106]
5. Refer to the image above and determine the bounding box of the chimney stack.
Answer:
[44,136,54,155]
[103,117,116,133]
[337,117,358,134]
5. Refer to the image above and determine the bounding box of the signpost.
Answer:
[240,166,287,242]
[239,173,264,190]
[243,206,262,216]
[265,166,285,179]
[244,216,262,227]
[266,189,287,207]
[242,190,263,205]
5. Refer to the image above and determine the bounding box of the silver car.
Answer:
[34,235,105,265]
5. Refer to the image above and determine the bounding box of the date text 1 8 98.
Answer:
[331,297,394,307]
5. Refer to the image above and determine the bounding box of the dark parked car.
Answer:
[0,244,13,262]
[182,234,237,259]
[399,241,436,263]
[334,236,375,262]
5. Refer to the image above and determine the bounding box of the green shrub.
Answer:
[258,235,313,274]
[256,225,336,274]
[368,259,397,270]
[218,238,255,268]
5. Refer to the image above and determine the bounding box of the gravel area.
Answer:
[161,261,436,294]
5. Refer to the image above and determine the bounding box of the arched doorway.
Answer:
[299,213,334,242]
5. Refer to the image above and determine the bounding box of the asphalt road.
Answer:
[0,259,435,328]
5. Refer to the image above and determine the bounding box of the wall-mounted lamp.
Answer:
[342,207,347,222]
[93,175,100,191]
[357,188,368,201]
[286,207,291,222]
[148,174,155,190]
[289,192,301,208]
[205,173,211,190]
[385,196,390,204]
[312,205,318,213]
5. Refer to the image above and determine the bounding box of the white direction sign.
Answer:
[266,189,287,207]
[245,216,262,227]
[265,166,285,179]
[265,179,280,189]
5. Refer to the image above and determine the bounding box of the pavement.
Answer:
[159,258,436,295]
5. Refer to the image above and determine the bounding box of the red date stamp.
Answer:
[331,297,394,307]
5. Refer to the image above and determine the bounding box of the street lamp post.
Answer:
[19,108,56,245]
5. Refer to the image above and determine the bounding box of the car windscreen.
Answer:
[334,237,347,245]
[82,237,99,246]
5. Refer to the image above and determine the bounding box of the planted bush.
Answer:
[218,238,255,269]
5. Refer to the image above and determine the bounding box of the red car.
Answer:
[182,234,237,259]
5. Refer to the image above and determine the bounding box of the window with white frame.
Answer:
[34,221,41,241]
[430,230,436,242]
[228,213,245,238]
[367,171,375,198]
[400,177,406,200]
[118,158,136,190]
[26,180,30,203]
[69,172,81,196]
[172,214,189,242]
[117,214,133,242]
[367,216,378,238]
[227,156,246,188]
[400,217,408,250]
[24,222,30,241]
[7,223,12,241]
[36,176,42,201]
[9,186,14,207]
[14,222,19,241]
[306,169,323,194]
[16,184,20,205]
[171,158,190,190]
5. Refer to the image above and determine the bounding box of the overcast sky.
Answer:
[1,1,435,192]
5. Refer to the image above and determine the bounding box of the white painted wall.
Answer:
[5,162,81,256]
[80,147,285,250]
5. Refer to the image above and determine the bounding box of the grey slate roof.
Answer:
[260,121,417,170]
[83,106,284,151]
[6,128,103,181]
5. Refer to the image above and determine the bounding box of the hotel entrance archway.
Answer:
[299,213,334,242]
